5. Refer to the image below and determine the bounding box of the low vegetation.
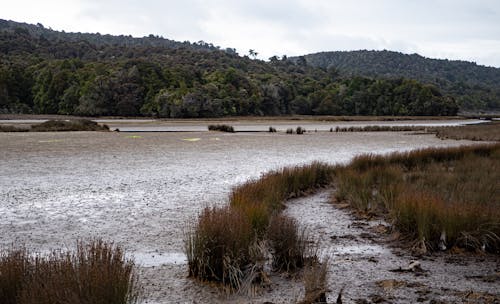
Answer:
[30,119,110,131]
[434,121,500,141]
[207,124,235,132]
[335,144,500,253]
[0,125,29,132]
[334,125,428,132]
[185,162,334,290]
[0,240,140,304]
[0,119,109,132]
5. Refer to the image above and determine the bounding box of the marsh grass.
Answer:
[301,257,329,304]
[296,126,305,134]
[334,125,428,132]
[184,206,255,289]
[0,125,29,132]
[0,240,140,304]
[186,162,334,289]
[335,144,500,253]
[434,121,500,141]
[208,124,235,132]
[267,215,314,272]
[0,249,29,304]
[30,119,110,132]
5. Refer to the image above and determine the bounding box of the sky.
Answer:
[2,0,500,67]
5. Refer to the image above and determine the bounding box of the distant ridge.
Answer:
[0,19,494,116]
[0,19,229,52]
[290,50,500,111]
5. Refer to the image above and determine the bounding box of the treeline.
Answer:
[293,50,500,112]
[0,19,458,117]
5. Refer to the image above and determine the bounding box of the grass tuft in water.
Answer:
[208,124,235,132]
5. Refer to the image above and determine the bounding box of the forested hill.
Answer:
[0,19,458,117]
[291,51,500,112]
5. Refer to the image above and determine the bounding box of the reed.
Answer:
[184,206,255,289]
[434,121,500,141]
[267,215,313,272]
[185,162,335,289]
[207,124,235,132]
[334,125,428,132]
[30,119,110,132]
[0,240,140,304]
[0,125,29,132]
[335,143,500,253]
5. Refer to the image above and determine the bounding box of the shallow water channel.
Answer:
[0,121,495,303]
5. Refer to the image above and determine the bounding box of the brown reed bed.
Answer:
[185,162,335,290]
[434,121,500,141]
[207,124,235,132]
[334,125,428,132]
[0,125,30,132]
[0,240,140,304]
[1,119,110,132]
[30,119,110,132]
[334,143,500,253]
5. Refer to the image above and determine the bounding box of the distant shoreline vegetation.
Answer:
[0,119,109,132]
[0,20,460,118]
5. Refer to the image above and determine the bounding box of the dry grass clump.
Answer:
[296,126,305,134]
[0,240,140,304]
[0,125,30,132]
[230,162,334,215]
[185,162,334,290]
[334,125,427,132]
[434,121,500,141]
[185,206,255,289]
[300,257,330,304]
[208,124,235,132]
[335,143,500,253]
[267,215,313,272]
[0,249,30,304]
[30,119,110,132]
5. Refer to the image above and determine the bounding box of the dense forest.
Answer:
[292,51,500,112]
[0,19,460,117]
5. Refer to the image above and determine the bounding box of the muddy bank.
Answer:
[285,191,499,304]
[0,130,492,303]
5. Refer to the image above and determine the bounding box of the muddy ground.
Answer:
[0,125,498,303]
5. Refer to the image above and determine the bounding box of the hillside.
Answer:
[0,20,458,117]
[291,50,500,112]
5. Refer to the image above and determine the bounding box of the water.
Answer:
[0,123,484,302]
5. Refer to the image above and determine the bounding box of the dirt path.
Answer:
[285,191,500,304]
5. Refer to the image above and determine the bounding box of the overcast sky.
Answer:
[2,0,500,67]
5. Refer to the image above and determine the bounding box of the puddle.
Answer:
[131,252,187,267]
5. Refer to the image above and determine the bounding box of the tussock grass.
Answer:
[301,257,329,304]
[0,240,140,304]
[335,143,500,253]
[0,249,29,304]
[434,121,500,141]
[0,125,29,132]
[267,215,313,272]
[208,124,235,132]
[185,162,334,290]
[334,125,428,132]
[185,206,255,289]
[30,119,110,132]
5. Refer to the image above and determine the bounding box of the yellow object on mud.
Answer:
[182,138,201,142]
